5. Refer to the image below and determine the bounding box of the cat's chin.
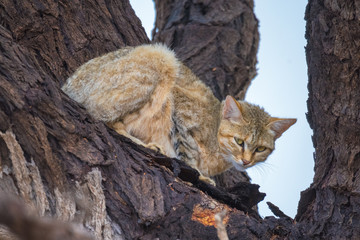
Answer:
[228,158,246,171]
[222,154,247,171]
[232,163,246,172]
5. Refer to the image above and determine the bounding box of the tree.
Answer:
[296,0,360,238]
[0,0,359,239]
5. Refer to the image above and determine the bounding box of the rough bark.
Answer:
[296,0,360,238]
[0,1,146,238]
[153,0,259,101]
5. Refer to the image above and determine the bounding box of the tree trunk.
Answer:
[296,0,360,238]
[153,0,259,188]
[153,0,259,101]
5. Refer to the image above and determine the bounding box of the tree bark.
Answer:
[153,0,259,188]
[153,0,259,101]
[296,0,360,238]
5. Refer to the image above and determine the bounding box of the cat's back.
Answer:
[62,44,180,122]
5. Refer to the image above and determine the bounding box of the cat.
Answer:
[62,44,296,185]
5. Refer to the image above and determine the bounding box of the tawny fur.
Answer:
[62,44,296,183]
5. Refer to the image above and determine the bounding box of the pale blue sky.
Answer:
[130,0,313,218]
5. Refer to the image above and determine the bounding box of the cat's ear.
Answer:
[267,118,297,139]
[223,95,244,121]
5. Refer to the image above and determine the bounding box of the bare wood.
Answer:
[214,209,229,240]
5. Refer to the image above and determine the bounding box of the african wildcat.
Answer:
[62,44,296,184]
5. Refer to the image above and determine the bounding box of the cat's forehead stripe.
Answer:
[245,134,254,144]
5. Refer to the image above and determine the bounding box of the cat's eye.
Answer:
[256,146,266,152]
[234,137,244,147]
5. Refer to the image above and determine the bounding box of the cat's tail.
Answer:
[62,44,180,122]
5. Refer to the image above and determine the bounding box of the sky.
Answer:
[130,0,313,218]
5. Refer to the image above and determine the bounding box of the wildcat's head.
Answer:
[218,96,296,171]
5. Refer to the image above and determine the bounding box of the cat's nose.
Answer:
[242,159,251,166]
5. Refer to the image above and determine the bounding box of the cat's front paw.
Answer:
[199,175,216,186]
[145,142,165,155]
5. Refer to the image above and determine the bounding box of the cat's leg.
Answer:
[113,64,177,158]
[109,121,165,154]
[198,174,216,186]
[179,153,216,185]
[114,117,215,185]
[189,163,216,185]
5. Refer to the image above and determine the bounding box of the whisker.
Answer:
[247,161,276,181]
